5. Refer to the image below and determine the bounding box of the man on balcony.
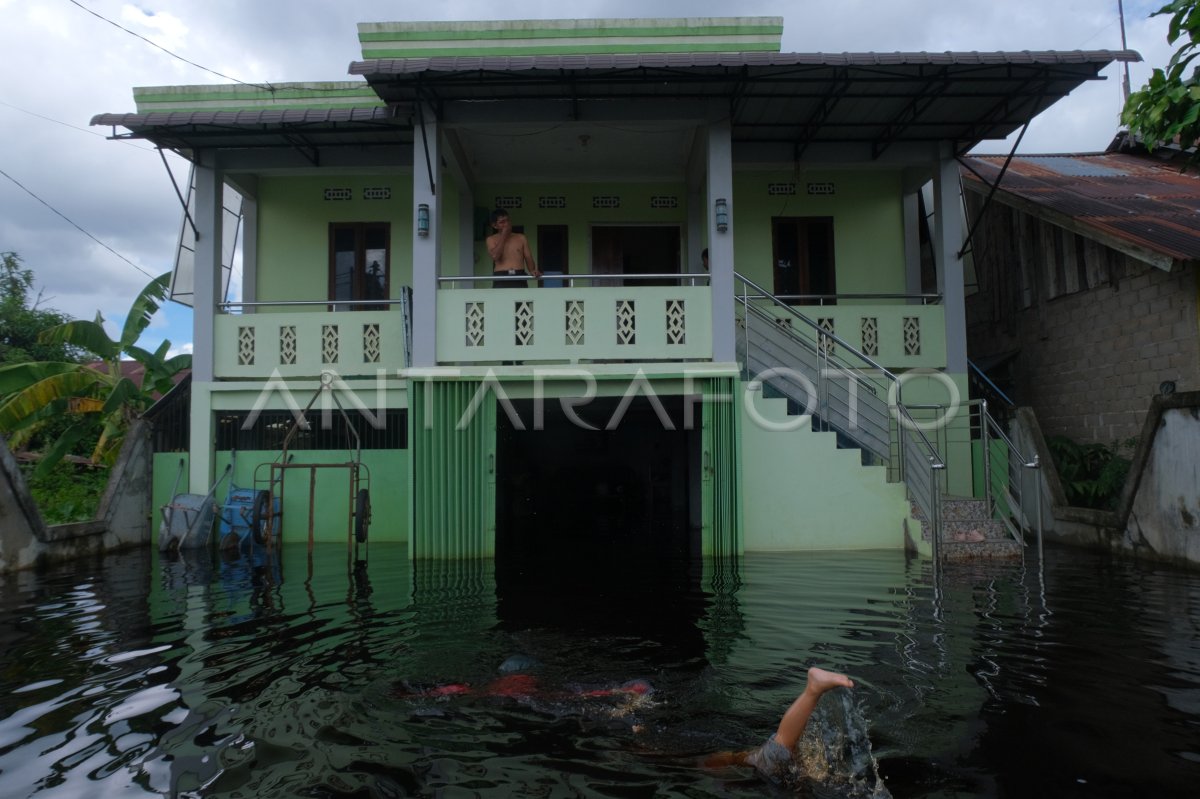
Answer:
[488,209,542,287]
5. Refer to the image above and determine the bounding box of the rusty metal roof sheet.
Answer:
[961,151,1200,263]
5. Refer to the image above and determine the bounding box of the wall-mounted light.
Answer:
[417,203,430,237]
[715,197,729,233]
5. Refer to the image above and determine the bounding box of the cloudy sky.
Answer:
[0,1,1175,356]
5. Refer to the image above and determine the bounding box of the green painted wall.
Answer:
[741,392,915,551]
[473,181,690,276]
[254,172,463,304]
[256,174,415,304]
[152,453,191,539]
[732,170,907,299]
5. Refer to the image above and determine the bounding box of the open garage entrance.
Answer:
[495,394,702,572]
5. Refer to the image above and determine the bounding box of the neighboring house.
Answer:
[961,135,1200,446]
[91,17,1131,558]
[86,361,191,402]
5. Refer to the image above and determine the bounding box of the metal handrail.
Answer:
[438,272,710,286]
[735,271,949,547]
[895,402,946,555]
[895,405,947,469]
[907,400,1036,467]
[969,359,1016,407]
[739,301,888,398]
[738,292,942,305]
[734,271,901,384]
[218,299,405,309]
[909,398,1042,552]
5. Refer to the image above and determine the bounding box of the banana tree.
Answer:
[0,272,190,476]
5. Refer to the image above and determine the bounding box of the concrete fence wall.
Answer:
[1013,393,1200,568]
[0,420,153,573]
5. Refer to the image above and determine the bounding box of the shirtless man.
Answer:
[702,667,855,778]
[487,209,541,287]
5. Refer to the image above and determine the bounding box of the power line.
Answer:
[64,1,371,96]
[0,166,156,280]
[65,0,274,91]
[0,99,155,151]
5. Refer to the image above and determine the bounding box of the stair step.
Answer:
[943,518,1009,542]
[940,497,989,521]
[940,539,1024,561]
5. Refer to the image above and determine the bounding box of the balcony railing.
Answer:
[739,292,946,370]
[437,273,712,364]
[214,300,407,379]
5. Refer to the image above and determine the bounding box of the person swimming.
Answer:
[702,667,854,774]
[702,667,890,797]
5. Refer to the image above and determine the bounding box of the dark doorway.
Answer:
[772,217,836,304]
[591,225,681,286]
[495,394,701,573]
[537,224,569,274]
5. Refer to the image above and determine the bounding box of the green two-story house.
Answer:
[92,17,1133,559]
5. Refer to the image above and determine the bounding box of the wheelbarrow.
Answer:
[159,459,232,552]
[216,450,281,551]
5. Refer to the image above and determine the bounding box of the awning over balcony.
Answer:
[350,50,1138,156]
[92,49,1137,159]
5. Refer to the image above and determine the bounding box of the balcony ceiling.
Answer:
[92,50,1137,176]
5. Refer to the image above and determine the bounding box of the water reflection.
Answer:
[0,544,1197,797]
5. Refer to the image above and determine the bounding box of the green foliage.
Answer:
[1122,1,1200,168]
[1046,435,1138,510]
[0,271,190,476]
[20,460,110,524]
[0,252,80,365]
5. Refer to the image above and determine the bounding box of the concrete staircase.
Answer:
[912,496,1023,560]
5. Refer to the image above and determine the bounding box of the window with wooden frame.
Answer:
[330,222,390,311]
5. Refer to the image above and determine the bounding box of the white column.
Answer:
[412,105,441,367]
[189,151,222,491]
[706,119,735,363]
[934,149,966,374]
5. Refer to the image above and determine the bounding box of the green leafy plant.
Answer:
[1046,435,1137,510]
[20,460,110,524]
[1122,1,1200,169]
[0,272,189,477]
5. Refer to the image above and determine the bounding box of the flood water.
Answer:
[0,542,1197,798]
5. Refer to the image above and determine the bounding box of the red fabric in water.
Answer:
[485,674,540,697]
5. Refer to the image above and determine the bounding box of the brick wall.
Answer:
[966,195,1200,445]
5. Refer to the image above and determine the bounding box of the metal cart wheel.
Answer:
[354,488,371,543]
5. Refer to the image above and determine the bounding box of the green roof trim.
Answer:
[360,42,781,59]
[133,82,382,113]
[357,17,783,57]
[357,24,785,43]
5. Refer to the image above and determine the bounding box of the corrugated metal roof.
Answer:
[93,49,1136,155]
[90,106,397,127]
[89,106,409,151]
[349,49,1137,73]
[962,152,1200,263]
[346,49,1136,151]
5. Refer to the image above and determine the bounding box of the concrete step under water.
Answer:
[909,498,1025,559]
